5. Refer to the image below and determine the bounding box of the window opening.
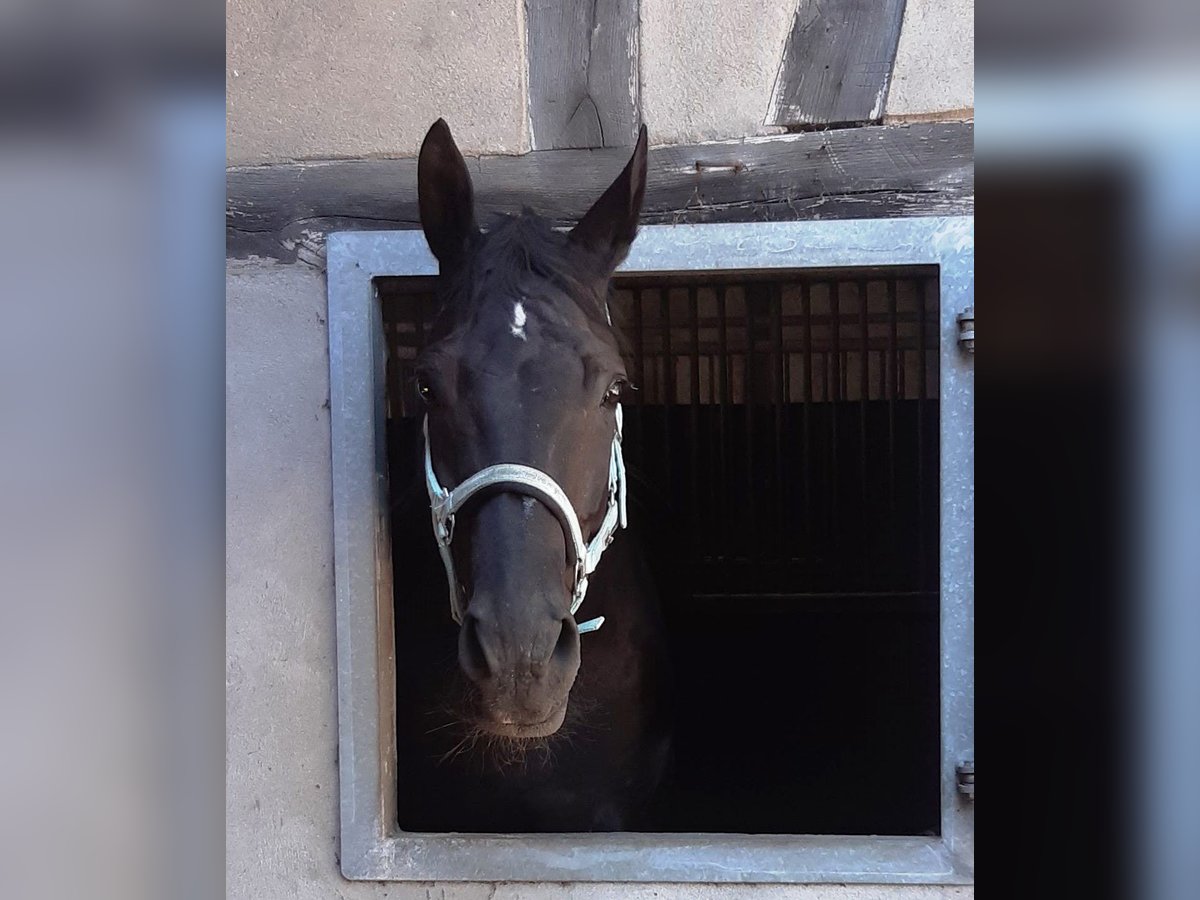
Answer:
[380,266,941,835]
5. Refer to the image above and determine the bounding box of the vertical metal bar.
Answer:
[688,285,701,554]
[823,343,831,402]
[802,281,813,562]
[773,282,786,560]
[708,346,719,558]
[381,316,394,419]
[414,292,427,421]
[393,325,405,420]
[662,288,674,403]
[717,284,730,558]
[916,277,929,585]
[661,288,674,544]
[830,281,841,572]
[888,279,898,530]
[841,335,849,398]
[859,280,869,520]
[743,285,756,560]
[633,287,645,461]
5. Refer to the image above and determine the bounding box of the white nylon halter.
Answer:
[422,404,627,635]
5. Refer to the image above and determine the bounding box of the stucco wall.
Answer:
[639,0,795,145]
[227,0,974,164]
[886,0,974,118]
[225,256,972,897]
[227,0,529,164]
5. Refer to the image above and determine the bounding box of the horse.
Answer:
[392,119,673,833]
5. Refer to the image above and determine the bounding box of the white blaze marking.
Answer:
[510,301,527,340]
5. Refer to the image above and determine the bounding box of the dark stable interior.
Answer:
[382,269,941,835]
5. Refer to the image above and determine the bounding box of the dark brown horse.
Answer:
[393,119,672,832]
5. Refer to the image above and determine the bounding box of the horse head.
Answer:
[415,118,648,738]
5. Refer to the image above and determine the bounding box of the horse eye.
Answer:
[604,379,628,406]
[416,378,434,404]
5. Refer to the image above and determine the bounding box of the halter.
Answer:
[422,404,627,635]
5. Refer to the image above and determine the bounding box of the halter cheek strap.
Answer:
[423,405,627,635]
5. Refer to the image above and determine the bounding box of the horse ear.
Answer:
[569,125,648,274]
[418,119,478,267]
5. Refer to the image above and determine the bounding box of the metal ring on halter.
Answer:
[423,408,626,635]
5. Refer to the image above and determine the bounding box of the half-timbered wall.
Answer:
[227,0,972,164]
[226,2,973,897]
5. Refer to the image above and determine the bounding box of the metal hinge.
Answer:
[957,307,975,353]
[956,761,974,800]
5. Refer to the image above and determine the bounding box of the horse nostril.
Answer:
[458,614,492,683]
[553,617,579,667]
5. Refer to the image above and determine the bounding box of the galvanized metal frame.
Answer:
[327,217,974,882]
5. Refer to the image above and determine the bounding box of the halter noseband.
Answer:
[422,404,627,635]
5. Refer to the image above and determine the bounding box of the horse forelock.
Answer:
[433,211,615,334]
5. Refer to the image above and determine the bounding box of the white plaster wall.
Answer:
[638,0,795,145]
[226,0,529,164]
[225,257,974,897]
[226,258,341,896]
[885,0,975,118]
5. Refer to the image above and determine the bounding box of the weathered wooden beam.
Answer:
[767,0,908,127]
[526,0,640,149]
[227,122,973,261]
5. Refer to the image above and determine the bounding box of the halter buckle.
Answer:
[435,514,454,545]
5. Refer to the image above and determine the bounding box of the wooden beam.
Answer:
[227,122,973,261]
[767,0,908,127]
[526,0,640,149]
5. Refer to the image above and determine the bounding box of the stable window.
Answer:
[328,218,973,882]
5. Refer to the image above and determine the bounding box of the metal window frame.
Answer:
[327,216,974,883]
